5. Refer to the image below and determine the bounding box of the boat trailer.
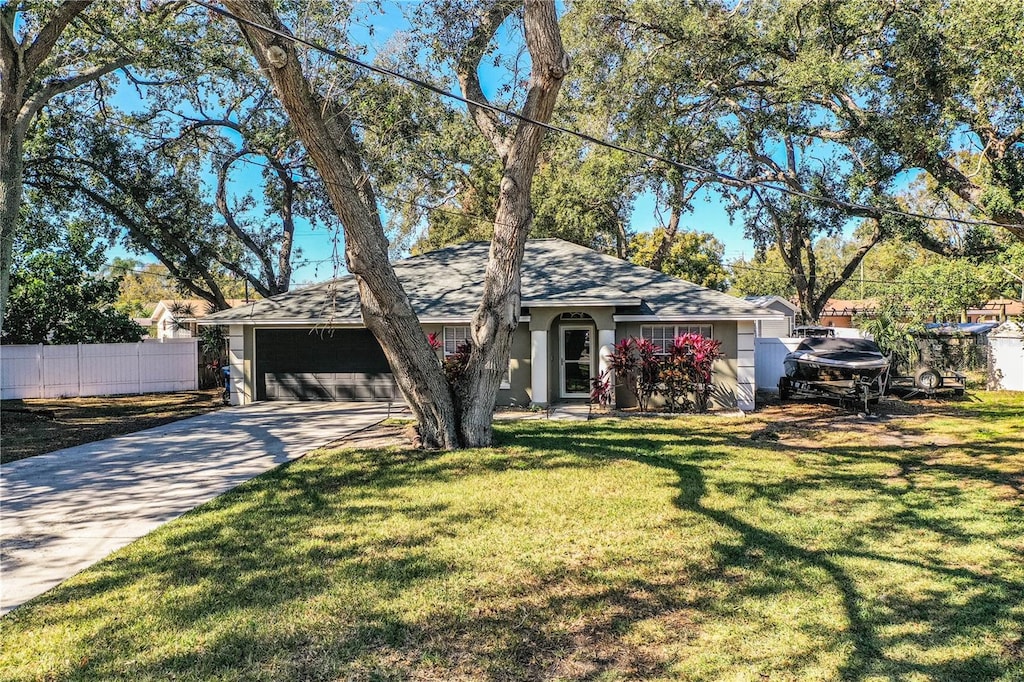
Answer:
[779,370,890,413]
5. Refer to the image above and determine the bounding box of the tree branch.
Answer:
[455,0,519,161]
[215,149,278,289]
[18,56,132,130]
[24,1,94,75]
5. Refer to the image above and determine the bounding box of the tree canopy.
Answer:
[2,223,143,345]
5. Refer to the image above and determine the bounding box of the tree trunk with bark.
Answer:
[455,0,568,446]
[223,0,460,448]
[0,123,24,337]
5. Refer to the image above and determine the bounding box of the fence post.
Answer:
[77,342,83,397]
[138,341,143,395]
[37,343,44,399]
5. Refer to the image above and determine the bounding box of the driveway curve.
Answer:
[1,401,399,615]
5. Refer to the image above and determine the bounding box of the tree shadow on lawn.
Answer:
[505,422,1023,680]
[9,420,1022,681]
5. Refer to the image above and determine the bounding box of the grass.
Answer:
[0,390,224,463]
[2,392,1023,681]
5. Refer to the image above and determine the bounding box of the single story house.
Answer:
[743,295,798,337]
[150,299,253,339]
[200,239,785,411]
[966,299,1024,324]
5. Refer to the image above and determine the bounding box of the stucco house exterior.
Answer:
[201,239,784,411]
[743,295,798,337]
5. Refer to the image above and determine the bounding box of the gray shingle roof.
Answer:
[202,238,772,325]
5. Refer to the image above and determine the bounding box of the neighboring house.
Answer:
[131,316,154,337]
[743,295,798,337]
[966,299,1024,323]
[150,299,252,339]
[202,239,784,411]
[818,299,880,328]
[819,298,1023,327]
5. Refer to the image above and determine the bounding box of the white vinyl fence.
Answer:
[754,337,802,393]
[755,329,869,393]
[1,339,198,400]
[989,322,1024,391]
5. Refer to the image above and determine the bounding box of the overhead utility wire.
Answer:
[96,115,512,236]
[190,0,1019,233]
[64,124,1002,291]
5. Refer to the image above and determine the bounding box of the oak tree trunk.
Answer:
[224,0,459,448]
[0,120,23,336]
[455,0,568,446]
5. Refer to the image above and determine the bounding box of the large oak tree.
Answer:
[0,0,187,332]
[221,0,566,448]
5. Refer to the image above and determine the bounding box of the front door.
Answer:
[560,326,594,398]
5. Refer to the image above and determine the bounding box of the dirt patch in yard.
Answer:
[321,420,415,451]
[1,390,225,464]
[749,396,972,449]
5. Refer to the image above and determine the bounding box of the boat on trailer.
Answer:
[779,337,891,411]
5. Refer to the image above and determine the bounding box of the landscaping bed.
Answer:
[0,390,225,464]
[2,392,1022,680]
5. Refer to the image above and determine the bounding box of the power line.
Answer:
[95,115,509,238]
[190,0,1023,234]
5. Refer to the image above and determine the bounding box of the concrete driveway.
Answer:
[1,401,400,615]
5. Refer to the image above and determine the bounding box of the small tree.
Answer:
[2,248,144,345]
[679,333,722,413]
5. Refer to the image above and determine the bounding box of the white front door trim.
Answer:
[560,325,595,399]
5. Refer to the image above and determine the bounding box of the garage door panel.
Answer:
[256,329,398,401]
[334,373,398,401]
[264,372,333,400]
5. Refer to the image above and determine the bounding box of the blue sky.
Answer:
[108,1,758,288]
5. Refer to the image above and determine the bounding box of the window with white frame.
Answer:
[443,326,470,357]
[640,324,713,353]
[443,326,511,388]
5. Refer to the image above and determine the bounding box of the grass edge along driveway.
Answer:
[2,392,1022,681]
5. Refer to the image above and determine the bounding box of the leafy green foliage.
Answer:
[2,231,143,345]
[629,229,728,290]
[855,303,923,374]
[728,250,796,298]
[896,260,1001,323]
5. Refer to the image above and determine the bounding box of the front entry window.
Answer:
[561,326,592,397]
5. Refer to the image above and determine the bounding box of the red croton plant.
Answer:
[593,334,723,413]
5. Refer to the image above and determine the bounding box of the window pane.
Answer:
[443,326,469,357]
[641,325,673,353]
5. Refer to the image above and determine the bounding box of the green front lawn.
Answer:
[3,394,1023,681]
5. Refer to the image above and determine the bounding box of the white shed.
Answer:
[989,321,1024,391]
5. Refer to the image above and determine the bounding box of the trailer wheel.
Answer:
[779,378,791,400]
[914,367,943,391]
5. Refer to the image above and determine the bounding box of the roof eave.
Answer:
[198,315,532,327]
[613,314,775,322]
[525,298,641,308]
